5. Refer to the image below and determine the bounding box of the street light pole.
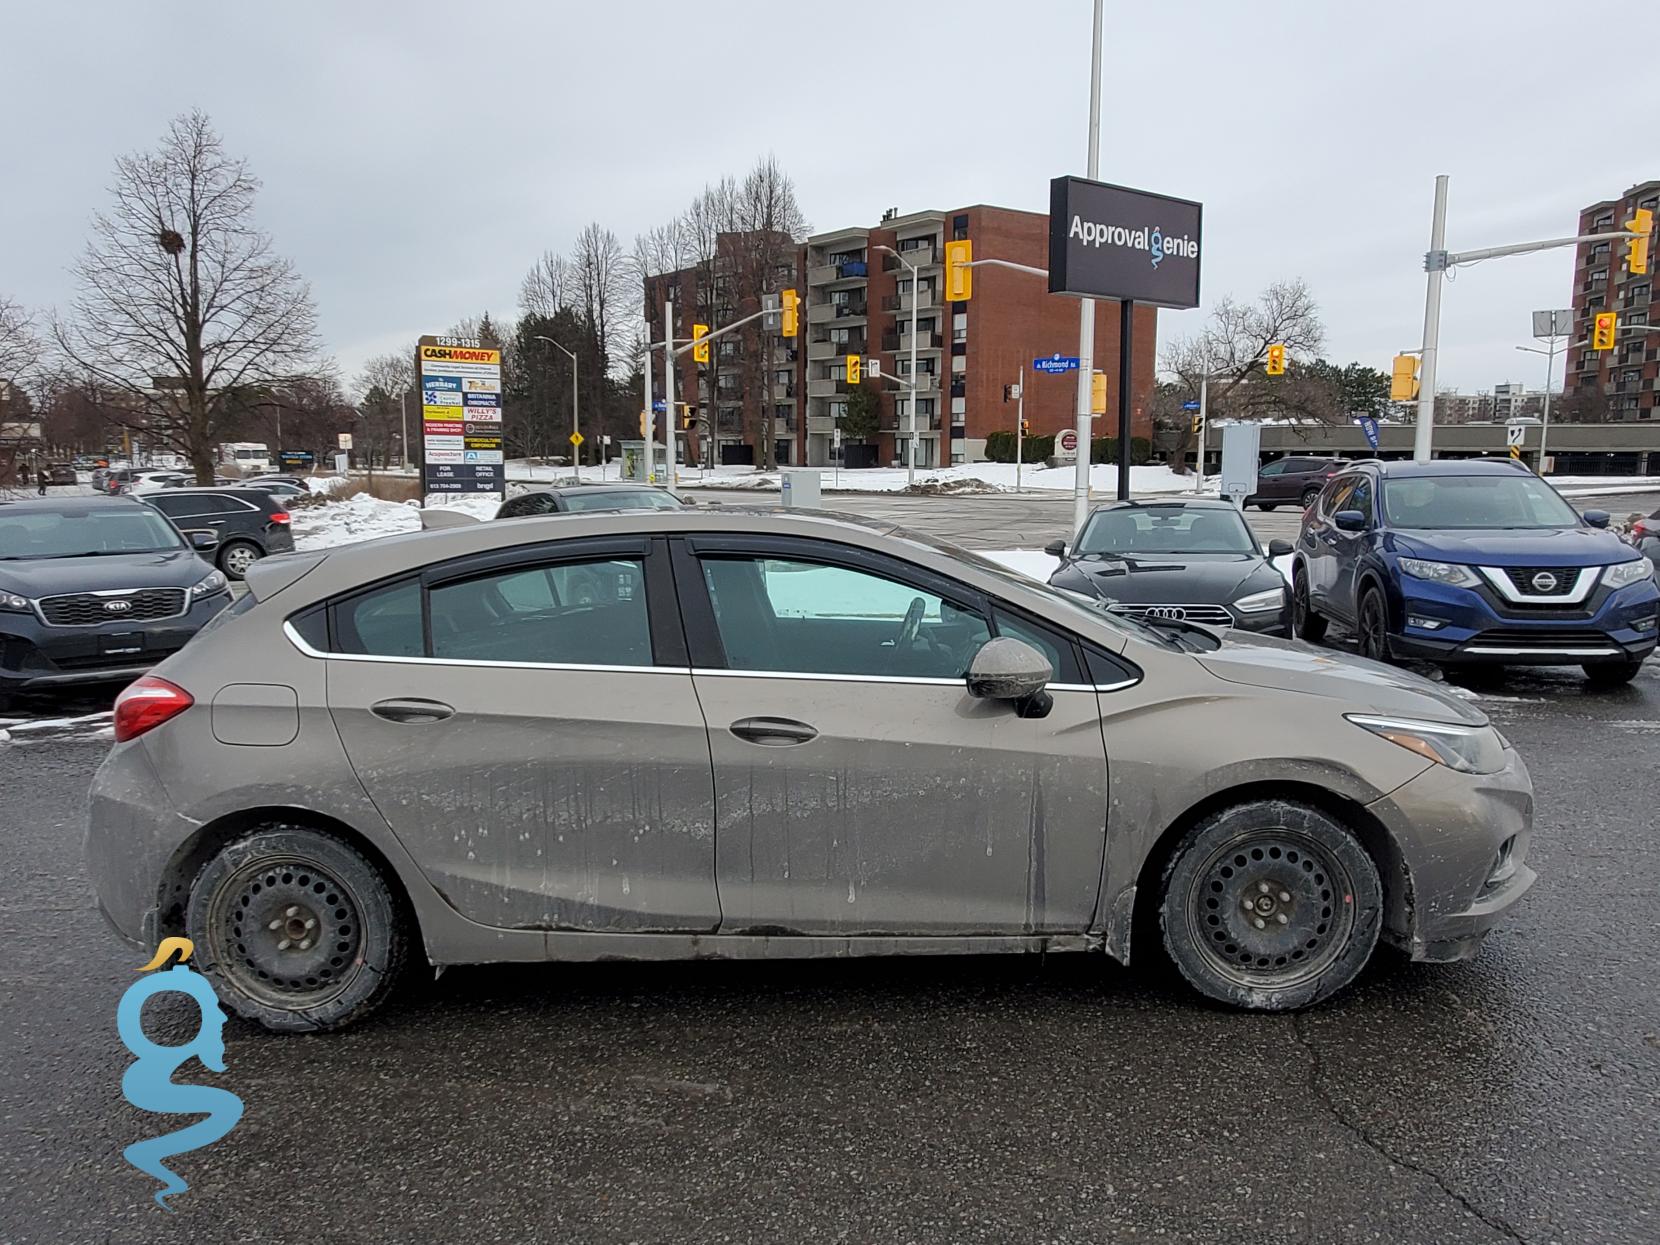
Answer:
[534,334,580,478]
[1072,0,1105,537]
[875,244,921,486]
[1413,175,1450,464]
[1516,337,1564,472]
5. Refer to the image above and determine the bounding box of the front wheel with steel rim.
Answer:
[1160,800,1381,1010]
[187,827,407,1033]
[217,539,262,580]
[1357,588,1391,663]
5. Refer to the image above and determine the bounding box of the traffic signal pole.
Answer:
[1072,0,1105,538]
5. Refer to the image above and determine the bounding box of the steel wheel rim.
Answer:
[1184,827,1357,989]
[224,545,258,576]
[1293,576,1309,630]
[205,856,365,1010]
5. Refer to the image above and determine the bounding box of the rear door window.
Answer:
[428,558,652,667]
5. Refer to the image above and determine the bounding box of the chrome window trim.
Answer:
[1476,565,1597,605]
[690,667,1135,694]
[280,619,683,675]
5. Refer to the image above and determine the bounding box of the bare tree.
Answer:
[0,296,41,386]
[519,250,572,319]
[52,111,321,483]
[356,352,416,467]
[730,156,809,470]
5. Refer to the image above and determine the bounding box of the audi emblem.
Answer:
[1530,572,1559,593]
[1144,606,1188,620]
[103,600,133,613]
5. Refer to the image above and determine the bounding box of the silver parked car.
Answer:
[86,511,1535,1031]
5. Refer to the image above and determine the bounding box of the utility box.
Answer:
[1219,423,1261,508]
[780,469,822,509]
[619,440,647,481]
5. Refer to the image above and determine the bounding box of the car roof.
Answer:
[151,486,280,499]
[1344,458,1532,479]
[0,495,149,513]
[527,482,670,497]
[1089,497,1245,513]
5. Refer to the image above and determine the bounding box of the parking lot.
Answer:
[3,488,1659,1244]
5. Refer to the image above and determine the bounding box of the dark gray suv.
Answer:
[1245,456,1344,511]
[143,487,295,579]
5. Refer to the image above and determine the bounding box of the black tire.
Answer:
[187,827,407,1033]
[1160,800,1382,1011]
[1299,486,1322,507]
[1356,587,1391,663]
[1584,659,1644,687]
[217,539,263,580]
[1258,503,1278,512]
[1291,566,1327,642]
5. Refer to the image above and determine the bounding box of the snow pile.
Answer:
[292,493,497,552]
[674,462,1196,496]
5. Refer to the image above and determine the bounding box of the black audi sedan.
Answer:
[0,496,231,709]
[1045,499,1295,636]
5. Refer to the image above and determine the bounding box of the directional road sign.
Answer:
[1033,354,1081,375]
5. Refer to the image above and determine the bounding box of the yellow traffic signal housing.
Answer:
[1592,311,1618,351]
[1020,419,1030,436]
[1266,343,1287,376]
[845,354,861,386]
[1090,371,1107,415]
[780,289,800,337]
[1389,353,1420,401]
[692,323,710,363]
[1625,208,1653,276]
[638,410,649,437]
[944,239,973,301]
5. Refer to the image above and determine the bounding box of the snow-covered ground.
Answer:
[291,493,494,551]
[492,460,1195,496]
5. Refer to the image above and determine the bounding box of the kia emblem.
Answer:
[104,600,133,613]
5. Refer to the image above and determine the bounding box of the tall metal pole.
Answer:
[1116,302,1134,500]
[1413,174,1450,464]
[1538,333,1556,473]
[641,326,654,486]
[1015,365,1024,493]
[1193,373,1208,494]
[1071,0,1105,536]
[909,260,920,483]
[399,390,408,471]
[660,298,674,486]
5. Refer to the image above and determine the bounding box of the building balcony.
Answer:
[808,300,867,324]
[807,414,838,434]
[883,330,944,351]
[881,291,937,314]
[880,413,943,432]
[885,243,937,270]
[808,335,866,359]
[809,260,869,286]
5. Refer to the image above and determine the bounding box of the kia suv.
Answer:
[1292,459,1658,684]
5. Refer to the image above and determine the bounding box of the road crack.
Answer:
[1291,1013,1527,1244]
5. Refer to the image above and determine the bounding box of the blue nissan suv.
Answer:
[1292,459,1658,685]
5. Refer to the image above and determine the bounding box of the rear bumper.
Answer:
[0,591,231,694]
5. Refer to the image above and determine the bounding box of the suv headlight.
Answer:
[0,590,30,613]
[1398,557,1482,589]
[191,570,227,598]
[1233,586,1286,614]
[1346,713,1508,774]
[1603,558,1655,590]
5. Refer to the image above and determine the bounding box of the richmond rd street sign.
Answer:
[1047,176,1203,310]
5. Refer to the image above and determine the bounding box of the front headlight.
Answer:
[0,590,30,613]
[191,570,227,598]
[1233,586,1286,614]
[1346,713,1508,774]
[1398,557,1482,589]
[1603,558,1655,590]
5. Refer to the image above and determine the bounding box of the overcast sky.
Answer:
[6,0,1655,395]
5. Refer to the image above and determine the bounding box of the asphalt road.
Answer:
[3,491,1660,1244]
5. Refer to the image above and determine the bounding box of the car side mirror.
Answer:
[1267,538,1294,557]
[189,531,220,552]
[1044,539,1067,558]
[1334,509,1367,533]
[1582,509,1611,529]
[966,637,1053,718]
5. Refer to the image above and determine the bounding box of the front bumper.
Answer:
[0,590,232,693]
[1367,747,1535,961]
[1389,574,1659,666]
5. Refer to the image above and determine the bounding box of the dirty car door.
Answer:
[321,535,719,933]
[676,535,1110,936]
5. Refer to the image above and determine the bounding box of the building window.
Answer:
[898,358,936,377]
[1629,284,1650,302]
[827,248,865,266]
[952,213,969,241]
[827,401,847,420]
[899,236,930,251]
[1591,269,1608,284]
[1595,213,1614,229]
[774,370,792,386]
[951,354,967,373]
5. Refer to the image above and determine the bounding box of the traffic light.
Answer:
[692,323,710,364]
[1625,208,1653,276]
[639,410,648,437]
[780,289,800,337]
[1090,371,1107,415]
[1266,343,1287,376]
[944,239,973,301]
[1020,419,1030,436]
[1593,311,1618,351]
[1389,353,1420,401]
[683,405,696,430]
[845,354,861,385]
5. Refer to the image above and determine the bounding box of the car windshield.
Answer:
[0,507,186,559]
[560,490,682,512]
[1075,507,1256,556]
[1381,475,1580,529]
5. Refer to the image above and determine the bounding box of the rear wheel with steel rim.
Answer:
[1161,800,1381,1010]
[218,540,262,580]
[1292,566,1327,642]
[1357,588,1391,663]
[187,827,406,1032]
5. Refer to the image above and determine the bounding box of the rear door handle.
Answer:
[371,697,455,724]
[730,716,818,746]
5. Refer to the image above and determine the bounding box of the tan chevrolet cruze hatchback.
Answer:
[87,511,1534,1031]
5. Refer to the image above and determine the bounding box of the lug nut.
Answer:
[277,938,290,950]
[1253,917,1266,930]
[267,919,282,931]
[1258,882,1271,894]
[1242,898,1255,911]
[1278,891,1291,903]
[298,939,313,951]
[1276,913,1289,925]
[285,905,300,917]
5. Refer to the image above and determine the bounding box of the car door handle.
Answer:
[370,697,455,724]
[730,716,818,746]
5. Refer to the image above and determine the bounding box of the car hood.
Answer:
[1196,629,1487,724]
[0,549,210,598]
[1052,552,1279,604]
[1389,526,1631,566]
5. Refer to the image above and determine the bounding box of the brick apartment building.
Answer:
[1565,179,1659,421]
[642,204,1158,469]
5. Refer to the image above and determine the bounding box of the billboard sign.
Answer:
[1048,176,1203,309]
[418,338,503,494]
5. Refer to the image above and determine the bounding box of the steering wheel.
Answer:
[889,596,926,667]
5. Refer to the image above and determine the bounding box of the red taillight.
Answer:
[112,676,194,742]
[269,512,291,525]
